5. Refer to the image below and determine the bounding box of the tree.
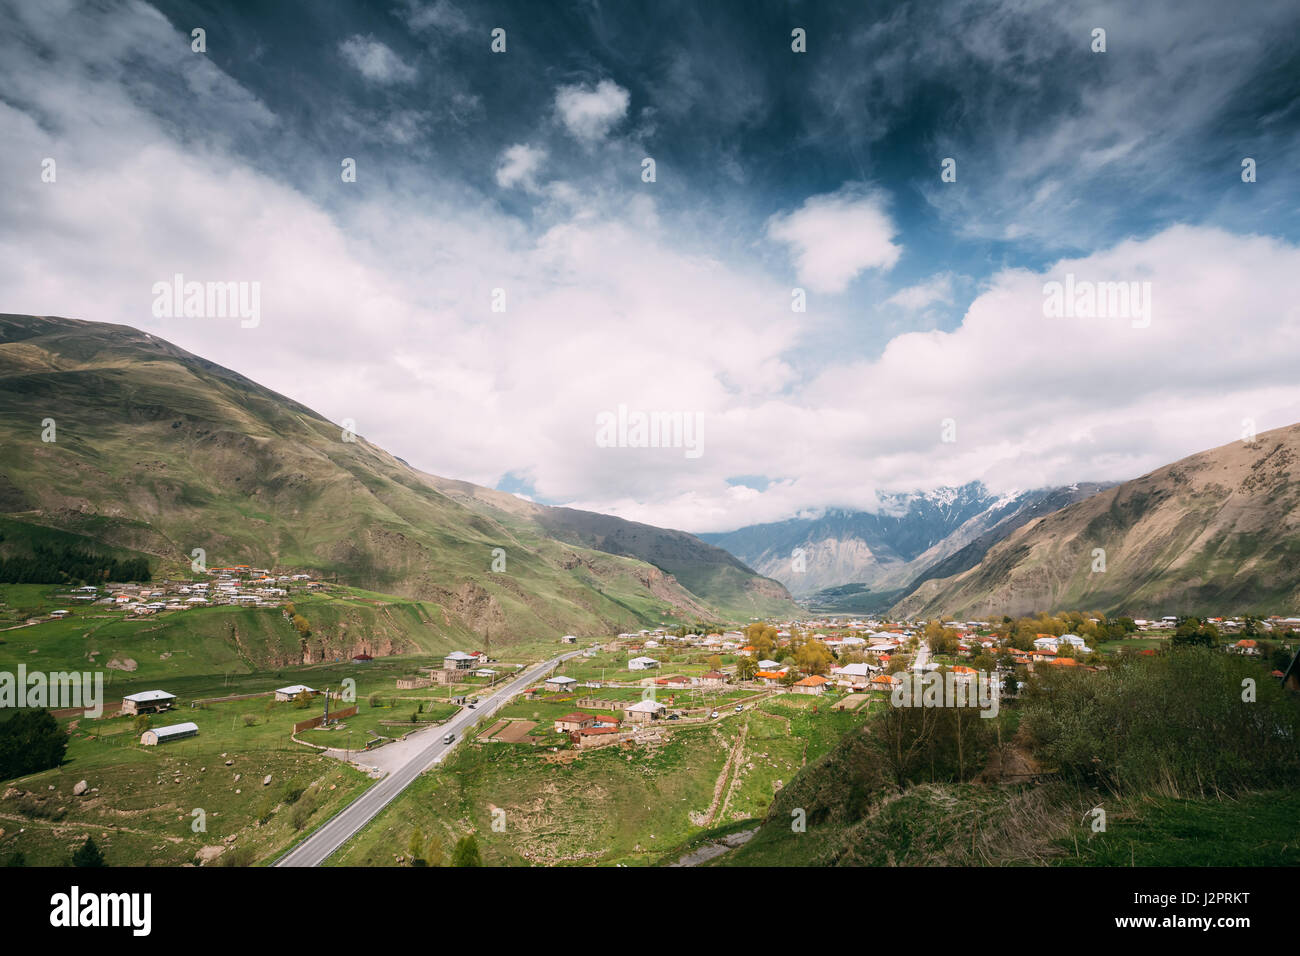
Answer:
[707,654,722,672]
[426,832,446,867]
[451,834,482,867]
[0,708,67,780]
[1172,619,1218,648]
[72,836,105,867]
[795,640,833,676]
[293,689,314,709]
[735,655,758,681]
[408,828,426,866]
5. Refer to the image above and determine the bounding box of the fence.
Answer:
[292,705,357,733]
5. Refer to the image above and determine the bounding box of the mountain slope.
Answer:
[894,425,1300,618]
[700,482,1108,605]
[0,314,795,639]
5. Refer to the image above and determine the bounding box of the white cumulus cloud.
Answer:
[767,186,901,295]
[554,79,630,143]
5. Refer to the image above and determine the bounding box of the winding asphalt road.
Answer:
[275,650,579,867]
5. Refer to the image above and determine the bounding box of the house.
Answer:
[555,712,598,733]
[575,726,623,748]
[443,651,476,670]
[792,675,829,695]
[870,674,899,691]
[625,699,666,723]
[627,656,661,671]
[1233,639,1261,656]
[757,659,784,671]
[274,684,318,702]
[834,662,877,687]
[121,690,176,716]
[140,721,198,746]
[544,675,578,692]
[561,634,578,644]
[698,670,727,688]
[754,670,786,686]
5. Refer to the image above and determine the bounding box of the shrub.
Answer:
[290,798,315,830]
[451,834,482,867]
[72,836,104,867]
[218,844,255,867]
[1021,647,1300,797]
[0,709,67,780]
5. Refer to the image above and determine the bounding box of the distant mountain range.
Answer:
[700,482,1110,611]
[0,315,796,641]
[893,424,1300,619]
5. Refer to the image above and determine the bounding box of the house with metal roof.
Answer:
[121,690,176,716]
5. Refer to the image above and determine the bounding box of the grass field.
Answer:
[327,692,867,867]
[0,704,375,866]
[0,579,536,866]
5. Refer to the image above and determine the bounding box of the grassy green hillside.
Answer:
[0,315,796,642]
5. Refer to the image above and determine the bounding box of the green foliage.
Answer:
[71,836,105,867]
[290,796,316,830]
[1172,618,1219,647]
[0,541,150,585]
[450,834,482,867]
[407,828,426,865]
[1021,647,1300,797]
[0,708,67,780]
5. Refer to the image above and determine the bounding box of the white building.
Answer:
[275,684,318,701]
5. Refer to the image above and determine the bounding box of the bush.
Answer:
[0,709,67,780]
[254,796,276,825]
[1021,647,1300,797]
[290,798,315,830]
[450,834,482,867]
[280,782,305,805]
[72,836,104,867]
[218,845,255,867]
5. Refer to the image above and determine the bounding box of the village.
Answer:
[77,605,1300,757]
[26,565,322,623]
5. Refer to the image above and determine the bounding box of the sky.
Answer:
[2,0,1299,533]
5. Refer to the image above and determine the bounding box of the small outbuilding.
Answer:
[140,721,199,746]
[274,684,318,702]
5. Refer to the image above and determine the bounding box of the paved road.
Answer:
[913,638,931,672]
[275,651,579,867]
